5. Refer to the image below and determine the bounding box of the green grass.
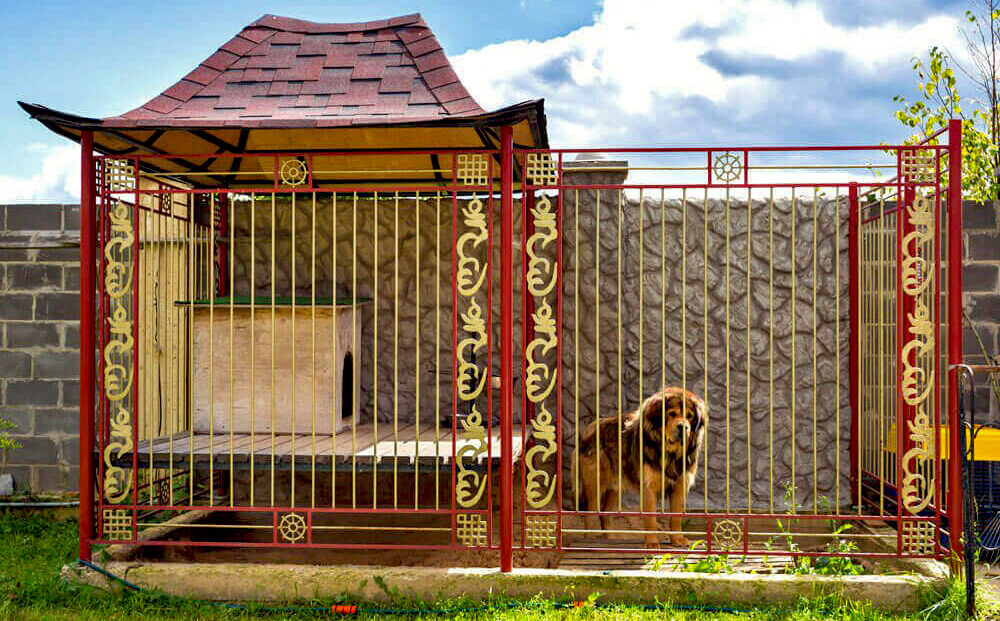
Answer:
[0,512,980,621]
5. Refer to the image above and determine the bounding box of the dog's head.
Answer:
[640,387,707,453]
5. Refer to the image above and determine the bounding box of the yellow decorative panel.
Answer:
[712,152,742,183]
[457,154,489,186]
[712,519,743,550]
[104,158,135,192]
[278,512,307,543]
[102,508,133,541]
[523,193,559,513]
[524,515,557,548]
[456,513,488,548]
[901,520,936,555]
[525,153,558,186]
[454,196,489,509]
[102,200,134,504]
[900,149,936,183]
[899,192,936,516]
[279,158,308,186]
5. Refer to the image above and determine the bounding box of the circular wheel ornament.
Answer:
[278,512,307,543]
[712,152,743,183]
[279,158,308,186]
[712,518,743,550]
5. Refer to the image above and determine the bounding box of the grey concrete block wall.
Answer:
[963,201,1000,420]
[0,195,996,496]
[0,204,80,493]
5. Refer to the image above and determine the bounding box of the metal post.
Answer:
[500,125,514,572]
[947,118,964,561]
[847,182,860,507]
[79,130,96,561]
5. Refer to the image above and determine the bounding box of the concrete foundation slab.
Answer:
[62,561,947,613]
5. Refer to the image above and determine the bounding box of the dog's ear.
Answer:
[688,395,706,435]
[640,393,666,423]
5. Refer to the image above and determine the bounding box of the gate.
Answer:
[80,122,964,569]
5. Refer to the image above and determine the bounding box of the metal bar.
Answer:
[499,125,514,572]
[946,118,964,561]
[848,183,860,511]
[78,130,95,561]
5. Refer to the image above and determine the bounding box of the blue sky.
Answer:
[0,0,973,201]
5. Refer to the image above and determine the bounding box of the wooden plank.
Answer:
[355,424,417,463]
[129,424,526,469]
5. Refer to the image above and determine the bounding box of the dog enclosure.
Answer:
[22,14,964,570]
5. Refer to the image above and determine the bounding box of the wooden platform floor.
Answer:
[125,422,524,470]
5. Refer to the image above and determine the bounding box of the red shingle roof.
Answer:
[103,13,486,128]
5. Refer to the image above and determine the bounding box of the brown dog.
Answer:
[577,387,707,548]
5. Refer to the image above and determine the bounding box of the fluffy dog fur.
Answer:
[577,386,707,548]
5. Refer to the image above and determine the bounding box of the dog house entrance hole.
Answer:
[341,352,353,423]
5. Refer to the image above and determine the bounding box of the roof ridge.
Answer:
[248,13,424,34]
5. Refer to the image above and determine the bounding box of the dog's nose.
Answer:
[675,421,690,441]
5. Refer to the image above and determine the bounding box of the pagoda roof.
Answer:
[19,13,547,186]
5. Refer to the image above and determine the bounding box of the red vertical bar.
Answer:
[131,157,140,536]
[897,177,913,553]
[450,159,458,550]
[848,182,860,507]
[554,151,563,547]
[216,192,228,297]
[485,160,494,549]
[79,131,96,561]
[520,187,534,550]
[947,119,964,559]
[500,126,515,572]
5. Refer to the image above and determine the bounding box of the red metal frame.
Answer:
[947,119,964,558]
[78,131,95,561]
[81,135,965,566]
[499,125,515,571]
[848,182,860,508]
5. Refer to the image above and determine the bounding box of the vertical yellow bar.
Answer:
[724,187,730,513]
[311,191,317,509]
[812,188,818,514]
[209,194,215,507]
[574,188,580,511]
[834,187,841,514]
[594,190,601,512]
[229,194,235,507]
[746,187,752,511]
[681,188,688,509]
[414,192,421,509]
[790,187,797,510]
[188,191,195,504]
[146,209,154,505]
[373,191,379,508]
[290,191,297,509]
[331,192,337,508]
[617,188,623,511]
[877,197,884,514]
[661,189,666,510]
[702,188,709,511]
[250,193,256,507]
[393,191,399,509]
[352,192,358,509]
[638,187,644,512]
[434,192,441,510]
[769,188,775,512]
[270,192,276,508]
[857,205,864,517]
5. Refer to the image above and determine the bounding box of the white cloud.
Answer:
[0,143,80,203]
[453,0,964,149]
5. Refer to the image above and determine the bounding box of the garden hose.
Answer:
[74,558,744,615]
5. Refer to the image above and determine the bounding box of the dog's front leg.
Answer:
[641,482,660,549]
[668,480,691,547]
